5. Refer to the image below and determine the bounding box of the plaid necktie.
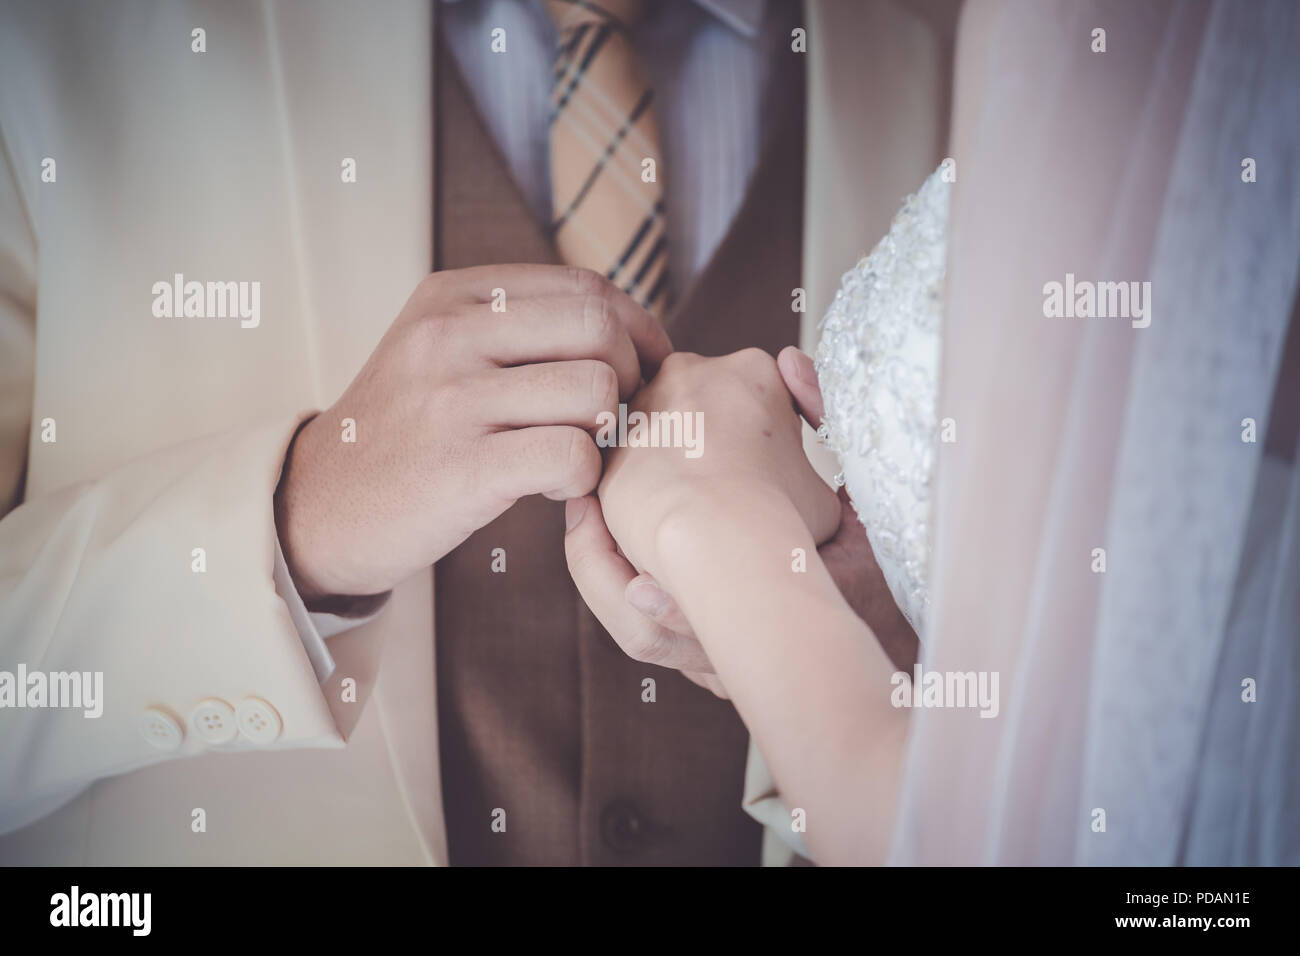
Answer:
[546,0,669,316]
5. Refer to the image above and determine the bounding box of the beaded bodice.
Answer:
[814,169,948,635]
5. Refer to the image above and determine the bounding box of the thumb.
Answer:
[777,346,825,430]
[625,573,696,637]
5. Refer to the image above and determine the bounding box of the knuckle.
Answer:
[567,266,606,298]
[564,542,599,580]
[736,346,776,370]
[588,360,619,407]
[562,427,600,485]
[735,346,782,383]
[419,311,453,344]
[658,350,697,374]
[582,291,619,349]
[432,374,471,411]
[626,627,672,666]
[415,272,446,302]
[413,315,459,361]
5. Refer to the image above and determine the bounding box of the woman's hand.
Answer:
[568,346,918,700]
[588,349,906,866]
[595,348,842,581]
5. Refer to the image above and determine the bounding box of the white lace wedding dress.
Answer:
[813,168,948,637]
[754,0,1298,868]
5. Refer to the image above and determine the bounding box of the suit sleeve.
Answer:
[0,133,346,836]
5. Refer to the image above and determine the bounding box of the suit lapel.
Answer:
[800,0,957,353]
[260,0,434,402]
[263,0,447,864]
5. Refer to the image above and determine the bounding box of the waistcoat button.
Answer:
[600,800,651,854]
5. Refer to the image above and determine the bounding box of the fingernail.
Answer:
[792,349,816,386]
[565,496,588,532]
[779,346,810,385]
[626,578,670,617]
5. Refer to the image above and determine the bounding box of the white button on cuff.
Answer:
[190,698,238,744]
[236,697,282,745]
[139,708,183,751]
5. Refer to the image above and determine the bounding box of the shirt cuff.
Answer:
[272,535,337,683]
[273,539,390,692]
[742,738,814,863]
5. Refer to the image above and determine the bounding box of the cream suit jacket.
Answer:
[0,0,951,864]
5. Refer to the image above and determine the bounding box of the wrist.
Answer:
[651,481,806,593]
[274,413,365,607]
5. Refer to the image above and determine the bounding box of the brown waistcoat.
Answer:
[433,21,806,866]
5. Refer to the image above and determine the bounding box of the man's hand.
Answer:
[564,346,917,697]
[275,264,671,607]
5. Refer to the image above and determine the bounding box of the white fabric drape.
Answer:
[890,0,1300,865]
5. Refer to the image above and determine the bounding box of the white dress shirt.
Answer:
[442,0,775,295]
[280,0,781,676]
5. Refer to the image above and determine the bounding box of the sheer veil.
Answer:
[889,0,1300,864]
